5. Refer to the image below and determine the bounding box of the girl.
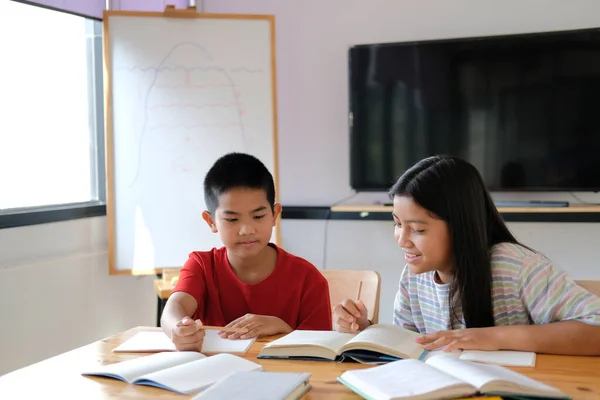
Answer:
[333,155,600,355]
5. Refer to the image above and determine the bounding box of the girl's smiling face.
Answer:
[392,195,454,283]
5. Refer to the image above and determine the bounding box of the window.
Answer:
[0,0,105,227]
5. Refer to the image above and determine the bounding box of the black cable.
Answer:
[569,191,600,205]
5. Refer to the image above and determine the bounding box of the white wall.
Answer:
[0,217,155,376]
[203,0,600,205]
[204,0,600,323]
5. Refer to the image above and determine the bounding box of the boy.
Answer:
[161,152,332,351]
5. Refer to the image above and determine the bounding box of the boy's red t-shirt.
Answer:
[172,244,332,330]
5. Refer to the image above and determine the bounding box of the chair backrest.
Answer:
[320,270,381,324]
[575,280,600,297]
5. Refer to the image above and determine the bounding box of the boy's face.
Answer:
[202,187,281,259]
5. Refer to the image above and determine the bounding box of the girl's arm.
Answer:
[515,253,600,354]
[495,321,600,355]
[417,254,600,355]
[417,320,600,355]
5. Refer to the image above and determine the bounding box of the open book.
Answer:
[112,330,257,354]
[81,352,262,394]
[258,324,427,363]
[338,354,569,400]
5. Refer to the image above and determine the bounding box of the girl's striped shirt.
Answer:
[393,242,600,333]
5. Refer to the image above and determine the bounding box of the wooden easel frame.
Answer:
[103,6,280,275]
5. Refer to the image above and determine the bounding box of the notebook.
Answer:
[192,371,312,400]
[456,350,536,367]
[258,324,427,363]
[81,352,262,394]
[424,349,536,367]
[112,330,257,354]
[338,354,569,400]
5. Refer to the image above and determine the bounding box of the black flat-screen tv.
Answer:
[349,28,600,191]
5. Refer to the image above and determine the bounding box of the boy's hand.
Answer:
[333,299,370,333]
[171,316,205,352]
[415,327,501,352]
[221,314,292,340]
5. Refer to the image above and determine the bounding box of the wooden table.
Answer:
[1,326,599,399]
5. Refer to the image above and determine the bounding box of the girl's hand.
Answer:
[416,327,501,352]
[332,299,371,333]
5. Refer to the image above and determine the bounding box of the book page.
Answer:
[112,331,176,353]
[133,353,262,394]
[427,354,501,388]
[459,350,536,367]
[112,331,256,354]
[202,330,257,353]
[426,350,536,367]
[426,355,563,396]
[422,349,462,361]
[339,359,476,400]
[263,330,355,354]
[342,324,425,359]
[81,351,204,383]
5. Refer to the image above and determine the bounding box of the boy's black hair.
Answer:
[204,152,275,214]
[389,155,520,329]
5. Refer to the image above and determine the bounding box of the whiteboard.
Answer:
[104,12,278,274]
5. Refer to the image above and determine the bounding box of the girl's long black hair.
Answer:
[389,155,519,328]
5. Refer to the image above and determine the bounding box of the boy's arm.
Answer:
[161,292,198,338]
[161,254,207,337]
[224,268,331,339]
[296,270,333,330]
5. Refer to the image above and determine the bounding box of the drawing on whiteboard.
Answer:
[118,65,263,74]
[171,155,194,173]
[229,67,263,73]
[117,42,264,188]
[154,83,238,89]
